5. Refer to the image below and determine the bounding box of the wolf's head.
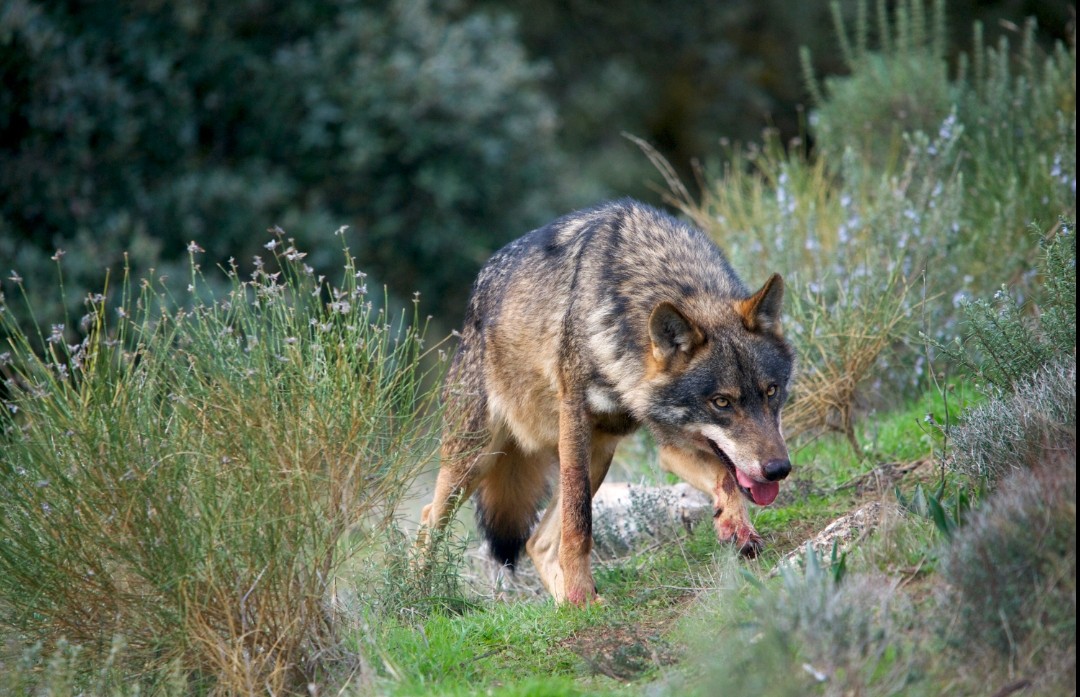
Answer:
[642,273,795,507]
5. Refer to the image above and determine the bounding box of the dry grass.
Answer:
[0,234,444,693]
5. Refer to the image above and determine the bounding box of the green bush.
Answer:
[948,358,1075,483]
[802,0,951,172]
[803,1,1076,289]
[932,221,1075,394]
[0,0,568,327]
[940,452,1076,686]
[0,233,443,692]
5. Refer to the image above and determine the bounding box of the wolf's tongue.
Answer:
[736,469,780,506]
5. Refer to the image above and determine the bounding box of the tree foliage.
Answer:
[0,0,568,323]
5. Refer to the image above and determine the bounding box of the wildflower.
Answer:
[335,225,349,236]
[187,241,205,254]
[47,324,65,344]
[937,112,957,142]
[264,239,279,251]
[284,247,307,262]
[51,249,66,261]
[8,270,22,283]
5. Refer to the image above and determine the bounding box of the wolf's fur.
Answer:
[419,199,795,604]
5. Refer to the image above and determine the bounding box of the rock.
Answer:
[773,501,885,574]
[590,482,713,558]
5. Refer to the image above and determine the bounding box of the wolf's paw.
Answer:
[717,518,764,558]
[736,529,765,558]
[564,581,601,607]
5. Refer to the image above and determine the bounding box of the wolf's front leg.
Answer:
[659,445,763,557]
[713,466,764,557]
[556,398,597,605]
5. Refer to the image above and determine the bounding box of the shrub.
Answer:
[666,548,920,697]
[804,1,1076,288]
[948,358,1075,484]
[940,450,1076,686]
[932,222,1076,394]
[0,231,443,692]
[802,0,951,173]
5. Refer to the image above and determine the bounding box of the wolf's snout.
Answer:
[762,459,791,482]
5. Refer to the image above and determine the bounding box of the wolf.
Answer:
[418,199,795,604]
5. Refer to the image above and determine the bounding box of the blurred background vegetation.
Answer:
[1,0,1073,332]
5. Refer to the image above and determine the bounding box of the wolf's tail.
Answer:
[473,453,551,569]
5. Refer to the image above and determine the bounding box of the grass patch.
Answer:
[355,576,679,695]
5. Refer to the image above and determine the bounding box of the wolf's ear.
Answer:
[735,273,784,335]
[649,302,705,364]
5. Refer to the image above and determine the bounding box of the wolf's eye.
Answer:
[711,396,731,409]
[766,384,777,397]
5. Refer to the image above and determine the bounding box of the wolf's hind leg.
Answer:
[417,425,491,553]
[474,442,554,570]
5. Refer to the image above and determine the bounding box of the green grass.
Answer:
[344,520,729,696]
[368,604,605,695]
[789,380,982,483]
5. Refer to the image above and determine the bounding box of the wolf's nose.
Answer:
[763,459,791,481]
